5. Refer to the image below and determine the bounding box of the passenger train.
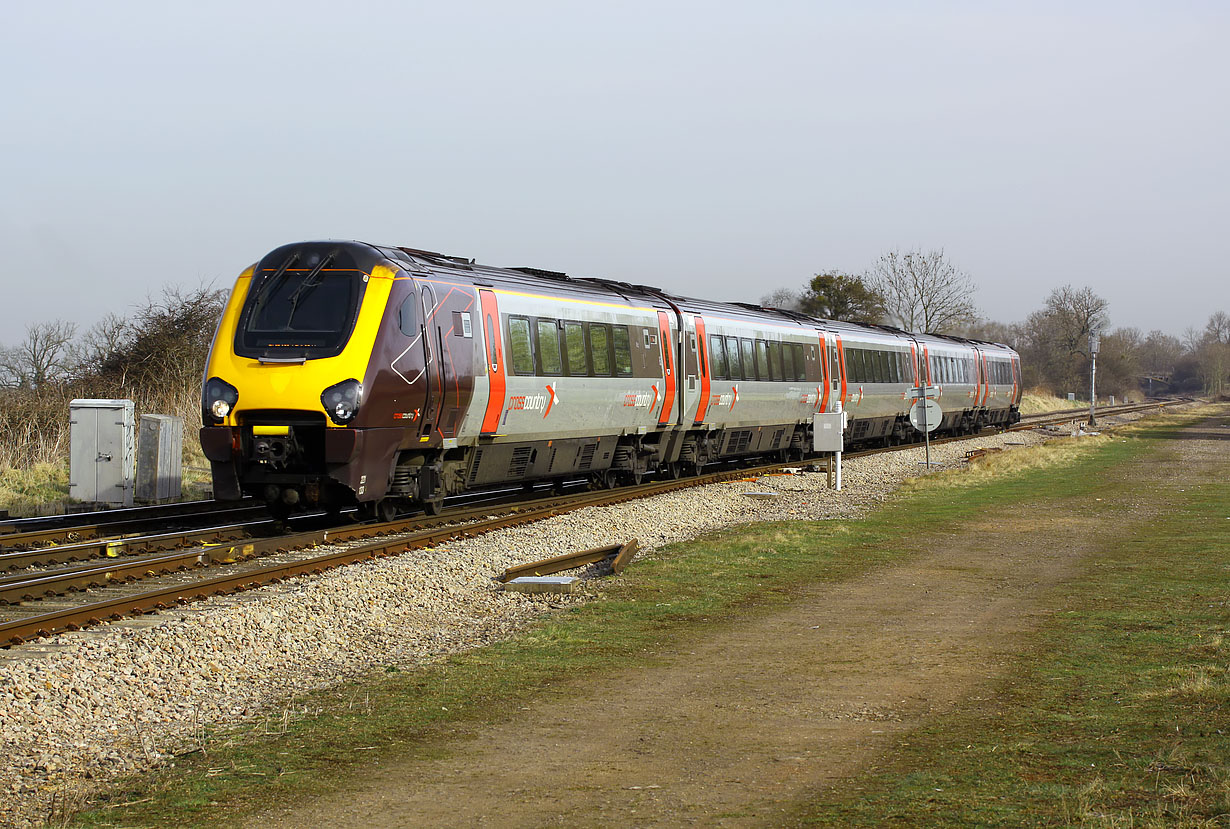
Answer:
[199,241,1022,518]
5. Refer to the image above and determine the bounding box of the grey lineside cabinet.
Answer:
[136,414,183,503]
[69,399,136,507]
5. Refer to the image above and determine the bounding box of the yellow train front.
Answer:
[199,240,442,517]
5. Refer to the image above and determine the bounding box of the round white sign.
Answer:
[909,399,943,433]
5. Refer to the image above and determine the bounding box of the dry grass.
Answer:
[1019,389,1087,415]
[903,433,1114,493]
[0,462,70,516]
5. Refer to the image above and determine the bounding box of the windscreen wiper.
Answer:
[250,251,300,325]
[284,250,338,326]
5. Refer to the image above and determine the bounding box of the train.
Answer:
[199,240,1022,518]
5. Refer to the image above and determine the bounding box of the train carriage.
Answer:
[200,240,1022,517]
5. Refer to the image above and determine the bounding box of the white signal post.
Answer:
[1088,333,1100,427]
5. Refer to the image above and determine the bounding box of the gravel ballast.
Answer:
[0,417,1156,827]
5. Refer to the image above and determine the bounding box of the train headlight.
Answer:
[202,377,239,425]
[321,379,363,425]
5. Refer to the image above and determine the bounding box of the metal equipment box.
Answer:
[136,414,183,503]
[812,411,847,453]
[69,399,136,507]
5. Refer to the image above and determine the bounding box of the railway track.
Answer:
[0,398,1184,648]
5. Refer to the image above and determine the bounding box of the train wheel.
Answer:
[377,498,400,523]
[423,497,444,516]
[662,461,682,480]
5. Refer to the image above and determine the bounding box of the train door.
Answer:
[478,290,506,435]
[655,310,677,426]
[834,333,847,407]
[817,333,830,412]
[418,285,442,437]
[973,347,988,406]
[693,316,711,424]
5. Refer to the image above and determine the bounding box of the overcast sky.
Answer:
[2,1,1226,346]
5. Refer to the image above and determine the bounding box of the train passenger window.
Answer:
[398,295,416,336]
[768,342,783,381]
[888,351,900,383]
[780,343,794,381]
[613,327,633,376]
[726,336,742,380]
[589,324,611,375]
[741,339,756,380]
[564,322,586,375]
[708,335,727,380]
[789,344,805,381]
[508,317,534,375]
[755,340,769,380]
[537,319,562,375]
[877,350,890,383]
[850,349,865,384]
[844,349,857,384]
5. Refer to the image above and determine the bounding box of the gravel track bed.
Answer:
[0,413,1163,827]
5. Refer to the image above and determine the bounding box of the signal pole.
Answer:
[1088,333,1100,427]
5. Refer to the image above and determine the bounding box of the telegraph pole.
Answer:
[1088,333,1100,427]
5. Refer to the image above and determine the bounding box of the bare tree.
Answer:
[0,320,78,389]
[758,287,805,312]
[1193,310,1230,397]
[1039,285,1110,358]
[72,313,129,377]
[864,248,978,334]
[1205,310,1230,345]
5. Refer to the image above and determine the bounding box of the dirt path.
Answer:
[251,421,1217,828]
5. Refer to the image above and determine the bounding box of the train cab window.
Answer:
[564,322,586,376]
[537,319,562,375]
[398,295,417,336]
[613,326,633,376]
[741,339,756,380]
[726,336,743,380]
[589,324,611,375]
[508,317,534,375]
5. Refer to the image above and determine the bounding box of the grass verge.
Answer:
[66,408,1223,827]
[789,408,1230,826]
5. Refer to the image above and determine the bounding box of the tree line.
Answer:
[0,286,226,469]
[760,248,1228,400]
